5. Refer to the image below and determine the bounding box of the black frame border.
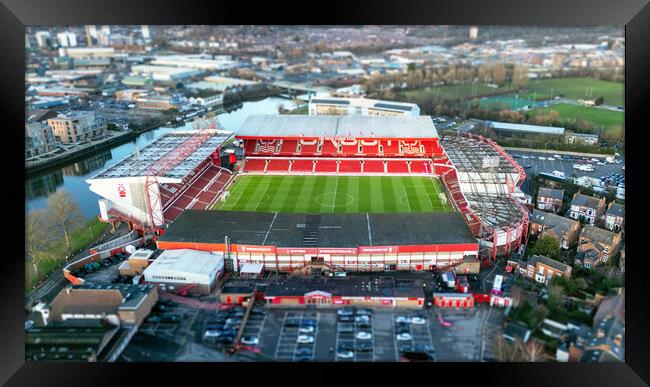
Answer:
[2,0,649,385]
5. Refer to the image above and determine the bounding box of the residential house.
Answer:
[604,202,624,232]
[537,187,564,213]
[577,225,622,268]
[507,254,572,285]
[530,209,581,249]
[503,321,531,343]
[569,293,624,362]
[568,192,606,225]
[47,111,107,144]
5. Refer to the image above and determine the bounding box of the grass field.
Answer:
[529,103,624,131]
[398,83,511,102]
[526,77,624,106]
[213,175,452,213]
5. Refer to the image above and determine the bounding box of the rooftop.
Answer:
[488,121,565,135]
[606,202,625,218]
[538,187,564,200]
[309,96,418,112]
[580,225,619,246]
[158,210,477,248]
[236,114,437,139]
[529,254,571,273]
[143,249,224,278]
[531,209,579,234]
[440,133,519,174]
[571,193,604,209]
[88,130,233,180]
[265,276,424,298]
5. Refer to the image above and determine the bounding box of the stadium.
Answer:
[83,111,529,276]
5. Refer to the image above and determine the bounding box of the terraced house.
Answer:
[530,209,581,249]
[536,187,564,213]
[507,254,572,285]
[577,225,622,268]
[568,193,606,225]
[604,202,625,232]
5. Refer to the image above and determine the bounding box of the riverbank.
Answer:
[26,131,137,176]
[26,217,110,291]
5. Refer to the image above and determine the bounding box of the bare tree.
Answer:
[26,209,49,279]
[47,191,83,253]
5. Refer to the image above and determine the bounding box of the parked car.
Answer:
[337,350,354,359]
[161,314,184,323]
[357,322,371,329]
[338,343,354,352]
[25,320,34,330]
[299,326,315,334]
[240,336,259,346]
[146,315,162,323]
[337,307,355,316]
[395,316,411,324]
[396,332,413,341]
[355,315,371,323]
[338,315,355,323]
[285,318,300,327]
[301,319,317,327]
[203,330,222,339]
[295,347,313,356]
[355,309,373,316]
[218,335,234,345]
[297,335,314,344]
[410,317,426,325]
[355,331,372,340]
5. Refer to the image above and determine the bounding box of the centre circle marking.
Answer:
[315,192,354,207]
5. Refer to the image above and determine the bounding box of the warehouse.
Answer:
[142,249,224,295]
[264,276,425,308]
[156,210,479,273]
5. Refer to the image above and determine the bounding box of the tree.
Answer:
[26,209,49,279]
[594,96,604,105]
[47,191,83,254]
[509,285,524,308]
[532,235,561,257]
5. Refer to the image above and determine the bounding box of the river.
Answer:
[25,97,298,218]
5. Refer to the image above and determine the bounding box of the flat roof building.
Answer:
[488,121,565,136]
[143,249,225,295]
[308,96,420,116]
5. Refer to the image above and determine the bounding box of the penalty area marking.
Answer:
[314,192,354,208]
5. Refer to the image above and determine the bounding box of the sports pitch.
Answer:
[213,175,452,213]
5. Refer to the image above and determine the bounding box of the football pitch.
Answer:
[213,175,452,213]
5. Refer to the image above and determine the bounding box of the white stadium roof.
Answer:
[89,130,234,181]
[488,121,565,135]
[236,114,437,139]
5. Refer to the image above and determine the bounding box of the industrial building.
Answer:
[156,210,479,273]
[308,96,420,116]
[264,276,425,308]
[487,121,565,137]
[131,64,200,81]
[142,249,225,295]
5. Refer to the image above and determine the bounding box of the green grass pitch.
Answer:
[213,175,452,213]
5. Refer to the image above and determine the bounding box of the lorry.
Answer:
[491,274,504,296]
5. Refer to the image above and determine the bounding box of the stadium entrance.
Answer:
[311,256,324,265]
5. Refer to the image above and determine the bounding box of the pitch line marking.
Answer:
[315,192,354,208]
[253,184,272,211]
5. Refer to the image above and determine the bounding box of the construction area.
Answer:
[439,132,530,261]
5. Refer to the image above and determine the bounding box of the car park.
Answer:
[396,332,413,341]
[357,322,371,329]
[297,335,314,344]
[338,324,355,334]
[355,331,372,340]
[337,308,355,316]
[204,330,222,339]
[355,315,371,323]
[355,342,373,352]
[146,315,162,323]
[301,319,317,327]
[285,318,300,327]
[218,335,234,345]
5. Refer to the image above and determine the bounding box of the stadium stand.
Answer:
[314,159,338,173]
[363,160,385,173]
[338,159,362,173]
[242,158,267,173]
[386,160,410,173]
[290,159,314,173]
[266,159,291,172]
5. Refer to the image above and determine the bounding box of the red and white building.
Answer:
[86,123,235,233]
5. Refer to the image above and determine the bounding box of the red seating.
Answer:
[163,205,183,222]
[382,140,401,156]
[386,160,409,173]
[266,159,290,172]
[314,159,338,173]
[321,140,339,156]
[278,139,298,156]
[339,159,362,173]
[291,159,313,172]
[244,140,257,155]
[298,140,319,156]
[243,158,267,172]
[363,160,385,173]
[409,160,432,174]
[359,140,379,156]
